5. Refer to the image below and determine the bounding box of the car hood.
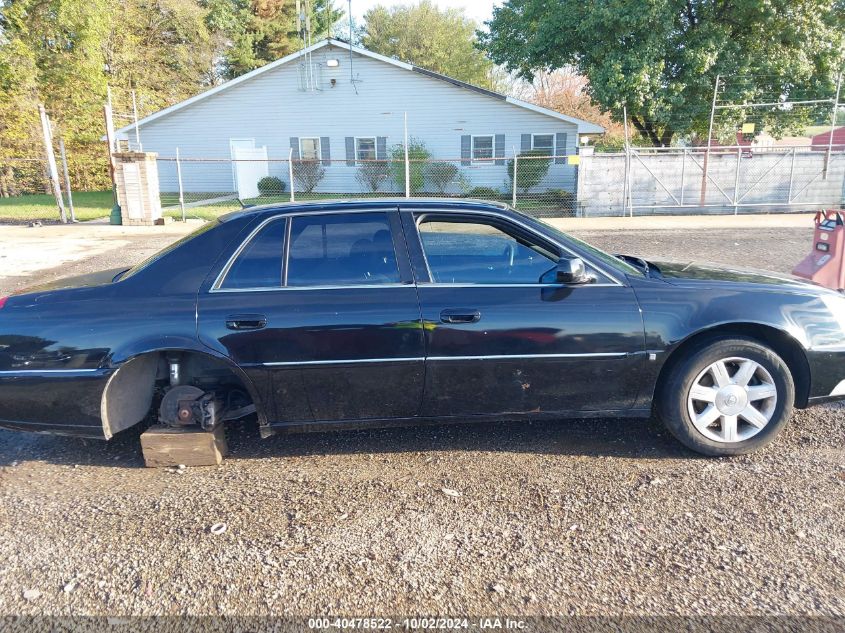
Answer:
[11,267,129,296]
[651,260,824,292]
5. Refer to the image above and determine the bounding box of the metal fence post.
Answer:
[733,146,742,215]
[288,147,295,202]
[679,149,687,206]
[700,74,720,206]
[512,147,518,208]
[404,112,410,198]
[38,104,66,223]
[825,72,842,179]
[175,147,186,222]
[787,147,797,203]
[58,137,76,222]
[622,105,631,217]
[131,90,142,151]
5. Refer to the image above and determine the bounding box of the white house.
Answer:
[114,39,604,199]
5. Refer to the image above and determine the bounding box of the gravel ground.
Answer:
[1,224,844,620]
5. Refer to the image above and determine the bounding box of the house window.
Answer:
[356,137,377,161]
[300,137,321,161]
[532,134,555,155]
[472,135,494,163]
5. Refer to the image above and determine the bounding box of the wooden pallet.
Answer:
[140,425,227,468]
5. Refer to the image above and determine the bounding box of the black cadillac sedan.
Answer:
[2,199,845,456]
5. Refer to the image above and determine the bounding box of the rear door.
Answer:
[402,209,646,417]
[197,209,425,424]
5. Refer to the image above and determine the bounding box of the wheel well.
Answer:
[100,350,257,439]
[654,323,811,410]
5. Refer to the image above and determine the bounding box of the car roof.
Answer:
[219,198,512,222]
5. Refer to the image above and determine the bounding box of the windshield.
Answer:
[120,221,218,280]
[515,212,643,277]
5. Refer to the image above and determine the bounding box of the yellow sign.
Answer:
[568,155,580,165]
[742,122,756,134]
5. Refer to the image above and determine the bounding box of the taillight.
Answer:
[0,296,7,310]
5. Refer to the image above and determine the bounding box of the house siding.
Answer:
[132,45,580,196]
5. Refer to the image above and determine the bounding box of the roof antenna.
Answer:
[348,0,358,94]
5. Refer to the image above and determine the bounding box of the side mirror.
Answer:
[555,256,592,284]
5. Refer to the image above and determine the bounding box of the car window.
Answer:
[417,218,559,284]
[219,218,286,290]
[286,212,400,286]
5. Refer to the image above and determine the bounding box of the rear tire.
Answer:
[657,336,794,456]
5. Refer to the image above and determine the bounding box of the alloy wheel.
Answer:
[686,356,778,443]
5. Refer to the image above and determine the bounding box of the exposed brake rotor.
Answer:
[159,385,205,427]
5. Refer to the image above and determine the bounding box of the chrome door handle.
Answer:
[225,314,267,330]
[440,309,481,324]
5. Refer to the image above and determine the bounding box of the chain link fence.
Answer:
[157,146,845,220]
[155,152,580,220]
[0,158,47,198]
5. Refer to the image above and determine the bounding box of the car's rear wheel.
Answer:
[657,336,794,456]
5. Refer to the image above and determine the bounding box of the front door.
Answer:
[402,210,646,417]
[198,209,424,424]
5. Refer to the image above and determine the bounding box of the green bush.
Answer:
[425,162,460,194]
[356,160,390,192]
[467,186,502,200]
[507,149,552,193]
[543,189,576,216]
[389,137,431,193]
[257,176,285,196]
[293,161,325,194]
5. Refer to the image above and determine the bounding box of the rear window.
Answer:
[121,221,218,280]
[286,212,400,286]
[219,219,286,290]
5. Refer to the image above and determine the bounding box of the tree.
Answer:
[212,0,342,79]
[361,1,500,90]
[513,69,623,138]
[480,0,845,146]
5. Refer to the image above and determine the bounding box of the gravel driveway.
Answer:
[1,223,844,621]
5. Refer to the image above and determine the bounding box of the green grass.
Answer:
[161,192,398,221]
[0,190,114,222]
[0,190,571,223]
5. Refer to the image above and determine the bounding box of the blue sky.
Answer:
[347,0,499,25]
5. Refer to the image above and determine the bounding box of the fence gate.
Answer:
[232,145,269,199]
[625,146,845,215]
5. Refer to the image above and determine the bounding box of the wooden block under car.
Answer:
[140,425,228,468]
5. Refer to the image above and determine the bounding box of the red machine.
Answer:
[793,210,845,290]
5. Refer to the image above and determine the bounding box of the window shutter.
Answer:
[345,137,356,166]
[494,134,506,166]
[461,135,472,166]
[555,133,568,164]
[376,137,387,160]
[520,134,532,152]
[320,136,331,166]
[290,137,300,160]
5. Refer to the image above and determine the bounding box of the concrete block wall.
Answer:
[577,149,845,217]
[114,152,163,225]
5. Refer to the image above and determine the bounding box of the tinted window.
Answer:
[418,218,558,284]
[287,212,400,286]
[220,219,286,289]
